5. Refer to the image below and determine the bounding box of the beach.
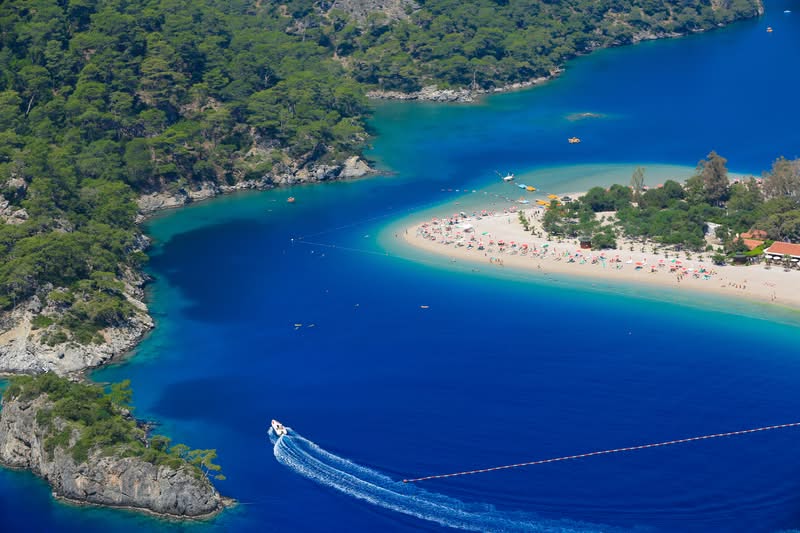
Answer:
[402,203,800,311]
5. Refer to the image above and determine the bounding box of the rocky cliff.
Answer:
[0,267,153,376]
[137,155,374,216]
[0,393,228,518]
[329,0,418,23]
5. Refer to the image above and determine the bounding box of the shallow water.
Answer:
[2,3,800,532]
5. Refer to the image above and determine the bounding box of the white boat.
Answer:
[271,419,288,437]
[502,173,514,181]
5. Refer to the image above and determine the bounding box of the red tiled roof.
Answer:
[741,230,768,239]
[765,241,800,258]
[742,239,763,251]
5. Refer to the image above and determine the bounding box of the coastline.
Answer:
[398,203,800,314]
[0,4,773,524]
[52,492,237,522]
[365,9,764,105]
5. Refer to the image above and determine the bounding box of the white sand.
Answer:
[402,206,800,311]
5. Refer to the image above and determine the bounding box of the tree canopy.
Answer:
[543,153,800,253]
[4,373,224,479]
[0,0,764,341]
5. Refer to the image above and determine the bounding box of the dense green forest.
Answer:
[287,0,762,91]
[0,0,369,340]
[542,153,800,258]
[3,373,224,478]
[0,0,762,342]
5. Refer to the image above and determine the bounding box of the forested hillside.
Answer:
[288,0,763,91]
[0,0,762,348]
[0,0,369,344]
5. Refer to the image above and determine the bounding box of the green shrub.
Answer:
[31,314,54,330]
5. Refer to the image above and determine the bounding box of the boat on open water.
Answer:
[271,419,288,437]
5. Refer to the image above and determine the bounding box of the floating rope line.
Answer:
[402,421,800,483]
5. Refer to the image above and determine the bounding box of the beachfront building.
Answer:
[738,229,767,251]
[763,241,800,266]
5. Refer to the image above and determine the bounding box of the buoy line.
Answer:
[402,421,800,483]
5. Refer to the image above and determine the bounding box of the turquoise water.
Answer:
[3,3,800,532]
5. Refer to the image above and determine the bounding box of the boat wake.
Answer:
[269,428,615,532]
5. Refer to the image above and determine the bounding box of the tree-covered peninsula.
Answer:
[0,373,231,517]
[294,0,763,92]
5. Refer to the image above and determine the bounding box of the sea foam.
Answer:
[269,428,618,532]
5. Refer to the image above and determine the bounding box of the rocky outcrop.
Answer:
[0,394,228,518]
[0,270,153,376]
[368,84,478,103]
[0,198,28,225]
[367,77,552,103]
[136,156,376,216]
[330,0,418,23]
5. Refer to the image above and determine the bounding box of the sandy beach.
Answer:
[401,204,800,311]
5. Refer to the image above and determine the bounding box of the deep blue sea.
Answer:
[3,3,800,532]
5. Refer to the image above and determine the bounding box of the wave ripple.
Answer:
[269,428,618,532]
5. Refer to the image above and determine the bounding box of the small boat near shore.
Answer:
[271,419,288,437]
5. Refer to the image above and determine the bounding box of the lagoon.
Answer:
[2,2,800,532]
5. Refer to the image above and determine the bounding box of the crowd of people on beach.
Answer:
[413,207,720,284]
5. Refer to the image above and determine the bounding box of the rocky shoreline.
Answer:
[0,255,154,377]
[0,152,378,517]
[367,77,552,104]
[137,155,375,217]
[366,11,764,105]
[0,154,376,378]
[0,392,232,519]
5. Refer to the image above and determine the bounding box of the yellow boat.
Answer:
[536,199,549,206]
[547,194,559,200]
[526,186,536,191]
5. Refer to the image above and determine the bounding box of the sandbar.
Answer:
[400,203,800,312]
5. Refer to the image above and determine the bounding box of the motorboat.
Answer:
[502,173,514,181]
[271,419,288,437]
[287,197,296,203]
[568,137,581,144]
